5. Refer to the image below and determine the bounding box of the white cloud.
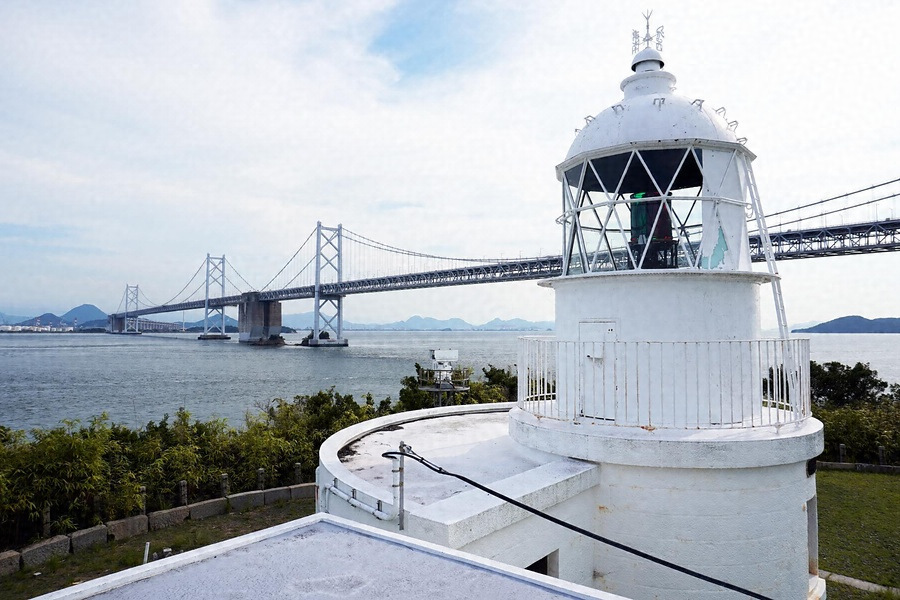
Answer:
[1,0,899,326]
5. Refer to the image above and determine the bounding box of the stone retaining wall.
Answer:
[0,483,317,577]
[818,461,899,475]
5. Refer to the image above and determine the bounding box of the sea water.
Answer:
[0,331,896,432]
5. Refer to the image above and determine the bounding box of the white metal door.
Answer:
[579,321,617,420]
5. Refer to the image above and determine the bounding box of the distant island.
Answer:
[793,315,900,334]
[10,304,900,334]
[1,305,554,333]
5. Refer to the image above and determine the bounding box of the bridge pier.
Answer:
[107,315,125,333]
[238,292,284,345]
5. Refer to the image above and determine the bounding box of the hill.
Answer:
[0,311,30,325]
[793,315,900,334]
[281,312,554,331]
[62,304,107,324]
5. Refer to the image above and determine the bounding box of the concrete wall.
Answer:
[593,462,816,600]
[1,483,317,576]
[458,487,598,588]
[549,271,769,343]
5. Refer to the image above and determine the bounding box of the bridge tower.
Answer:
[198,254,231,340]
[124,284,141,334]
[512,17,825,599]
[307,222,348,347]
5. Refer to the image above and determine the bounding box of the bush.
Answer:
[0,364,558,550]
[814,403,899,464]
[0,385,399,550]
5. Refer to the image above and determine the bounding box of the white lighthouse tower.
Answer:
[512,16,826,600]
[316,16,827,600]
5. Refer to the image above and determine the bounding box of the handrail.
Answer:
[518,336,810,429]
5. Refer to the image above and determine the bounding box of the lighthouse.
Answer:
[317,16,826,600]
[512,17,826,600]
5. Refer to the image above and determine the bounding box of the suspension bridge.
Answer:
[109,178,900,345]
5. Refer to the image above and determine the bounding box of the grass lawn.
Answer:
[0,499,316,600]
[1,470,896,599]
[826,581,897,600]
[817,470,899,589]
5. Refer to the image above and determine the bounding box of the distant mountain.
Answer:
[281,312,316,330]
[0,311,30,325]
[62,304,107,324]
[4,304,553,332]
[279,312,555,331]
[793,315,900,334]
[397,315,474,330]
[183,315,240,329]
[477,318,554,331]
[18,312,63,327]
[9,304,107,328]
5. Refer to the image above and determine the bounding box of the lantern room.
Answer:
[557,46,757,276]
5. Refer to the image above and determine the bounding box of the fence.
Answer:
[519,336,811,429]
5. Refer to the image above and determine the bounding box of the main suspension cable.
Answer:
[343,227,508,264]
[764,177,900,219]
[225,258,257,292]
[138,288,159,308]
[752,192,900,234]
[382,447,773,600]
[262,228,316,291]
[278,254,317,290]
[160,259,206,306]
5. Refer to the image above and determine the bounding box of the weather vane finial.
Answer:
[632,10,664,54]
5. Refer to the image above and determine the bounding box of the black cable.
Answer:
[382,448,773,600]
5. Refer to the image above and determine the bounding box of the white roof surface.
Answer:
[339,408,573,506]
[36,515,616,600]
[563,51,740,163]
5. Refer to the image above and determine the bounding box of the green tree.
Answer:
[810,361,888,408]
[481,365,518,401]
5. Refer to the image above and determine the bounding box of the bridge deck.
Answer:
[112,219,900,319]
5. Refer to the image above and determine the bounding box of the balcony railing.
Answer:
[518,336,810,429]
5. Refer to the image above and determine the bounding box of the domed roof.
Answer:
[564,51,739,163]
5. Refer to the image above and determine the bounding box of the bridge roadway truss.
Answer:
[111,218,900,320]
[751,218,900,260]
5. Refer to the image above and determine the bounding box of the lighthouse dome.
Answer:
[564,51,739,163]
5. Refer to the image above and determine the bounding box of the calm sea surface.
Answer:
[0,331,897,432]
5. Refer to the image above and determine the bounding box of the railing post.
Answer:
[220,473,230,497]
[294,462,303,484]
[179,480,188,506]
[839,443,847,463]
[257,468,266,491]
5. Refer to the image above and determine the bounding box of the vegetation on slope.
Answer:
[0,366,515,550]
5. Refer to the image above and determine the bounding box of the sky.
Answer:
[2,0,900,328]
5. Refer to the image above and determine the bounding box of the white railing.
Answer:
[518,336,810,429]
